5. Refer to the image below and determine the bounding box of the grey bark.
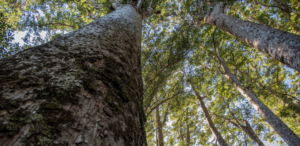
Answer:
[213,113,265,146]
[184,75,228,146]
[241,69,300,117]
[203,4,300,72]
[0,4,153,146]
[215,52,300,146]
[156,105,164,146]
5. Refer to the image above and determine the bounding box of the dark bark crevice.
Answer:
[0,4,147,146]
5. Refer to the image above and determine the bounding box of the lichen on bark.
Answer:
[0,4,147,146]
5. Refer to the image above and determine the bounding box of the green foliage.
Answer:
[4,0,300,145]
[144,0,300,145]
[0,12,21,58]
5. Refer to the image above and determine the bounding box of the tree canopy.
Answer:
[1,0,300,145]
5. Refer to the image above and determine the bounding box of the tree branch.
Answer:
[253,0,291,16]
[162,101,172,126]
[146,91,182,117]
[221,97,243,127]
[24,23,76,28]
[137,0,143,9]
[212,112,239,127]
[149,0,154,8]
[144,54,184,91]
[144,72,173,112]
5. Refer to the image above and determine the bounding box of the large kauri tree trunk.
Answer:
[0,4,153,146]
[215,52,300,146]
[203,4,300,72]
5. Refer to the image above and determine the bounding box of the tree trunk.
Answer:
[156,129,158,146]
[215,52,300,146]
[186,80,228,146]
[180,123,184,141]
[0,4,152,146]
[156,104,164,146]
[186,116,190,146]
[241,120,264,146]
[203,4,300,72]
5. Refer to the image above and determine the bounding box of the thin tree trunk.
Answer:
[192,87,228,146]
[213,113,265,146]
[215,51,300,146]
[241,120,264,146]
[203,4,300,72]
[162,102,172,127]
[220,98,265,146]
[186,112,190,146]
[242,69,300,117]
[0,4,153,146]
[183,73,228,146]
[156,129,158,146]
[145,75,171,112]
[156,104,164,146]
[180,123,184,141]
[186,123,190,145]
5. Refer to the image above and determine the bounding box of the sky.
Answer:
[263,138,284,146]
[13,28,288,146]
[5,0,297,145]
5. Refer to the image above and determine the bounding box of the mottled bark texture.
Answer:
[215,53,300,146]
[0,4,152,146]
[188,82,228,146]
[204,4,300,72]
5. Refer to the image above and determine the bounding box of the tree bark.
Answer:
[215,52,300,146]
[155,104,164,146]
[0,4,153,146]
[185,77,228,146]
[203,4,300,72]
[242,69,300,118]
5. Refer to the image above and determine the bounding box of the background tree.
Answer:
[2,0,300,145]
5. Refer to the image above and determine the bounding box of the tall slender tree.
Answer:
[182,70,229,146]
[185,110,191,146]
[214,44,300,146]
[155,97,164,146]
[200,3,300,72]
[212,97,265,146]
